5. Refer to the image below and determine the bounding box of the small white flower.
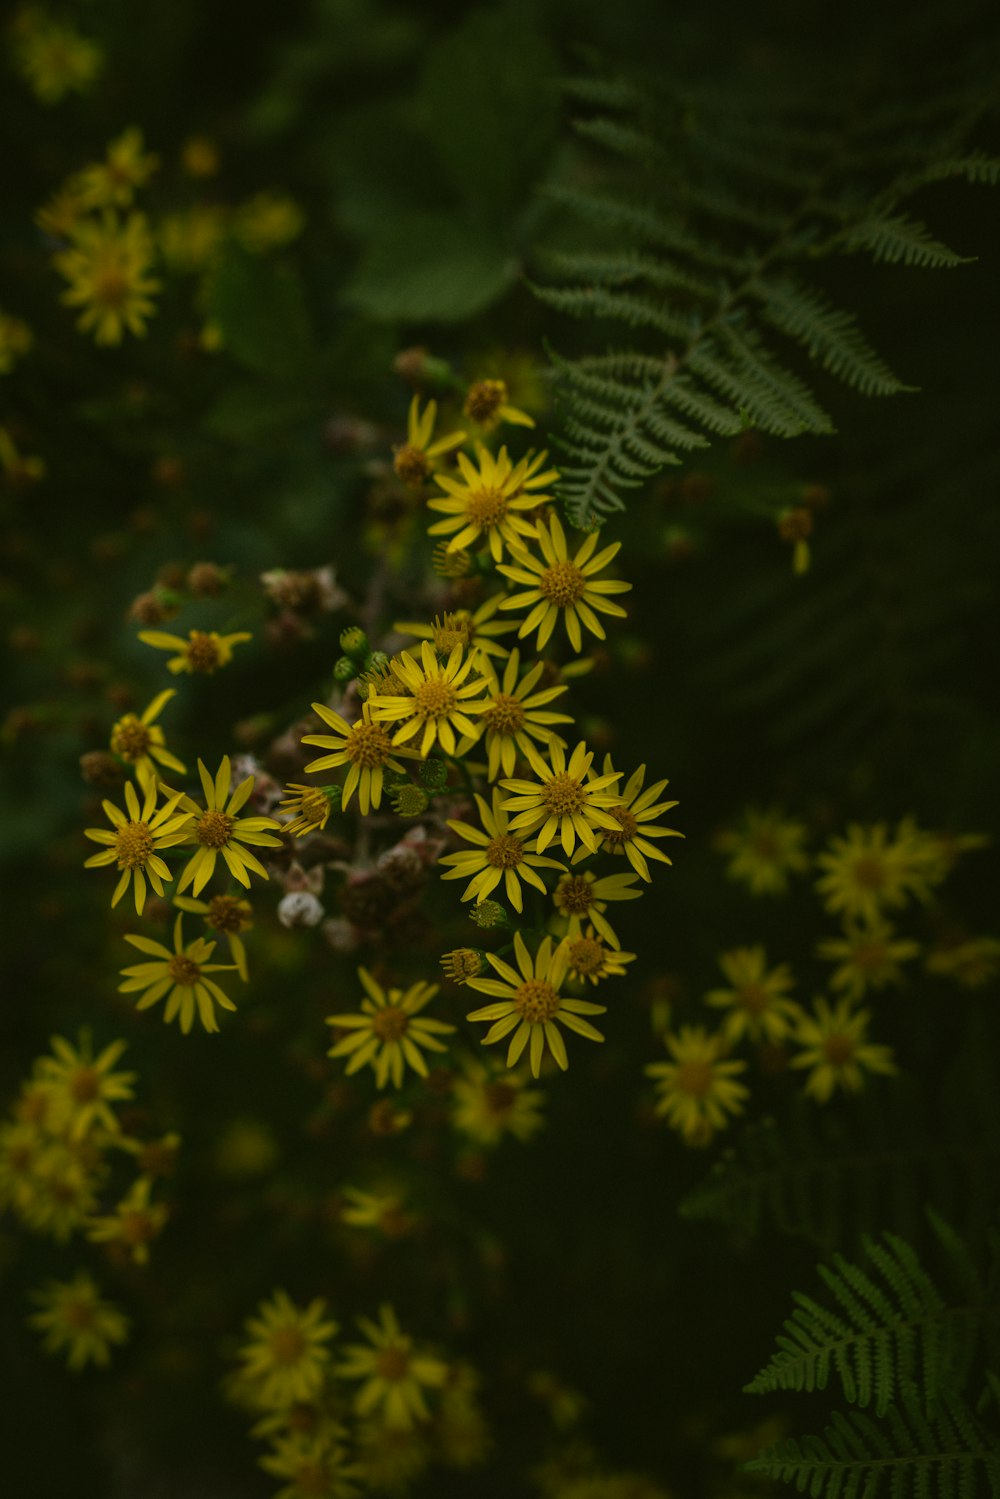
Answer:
[278,891,325,928]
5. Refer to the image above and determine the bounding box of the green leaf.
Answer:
[206,250,312,380]
[345,213,518,322]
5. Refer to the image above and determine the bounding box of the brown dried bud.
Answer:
[80,750,124,787]
[186,561,227,596]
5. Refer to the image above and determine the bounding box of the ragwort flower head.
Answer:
[173,756,281,897]
[259,1429,361,1499]
[463,377,535,431]
[326,968,455,1090]
[645,1027,749,1146]
[440,788,566,915]
[393,592,516,663]
[817,917,921,1000]
[337,1304,448,1429]
[137,627,252,674]
[87,1174,168,1265]
[239,1290,338,1410]
[714,806,809,896]
[815,822,926,925]
[552,867,644,949]
[791,996,897,1102]
[497,512,631,653]
[456,646,573,780]
[53,211,160,345]
[278,781,341,837]
[76,126,159,209]
[704,945,800,1044]
[368,641,489,758]
[302,702,412,813]
[37,1032,135,1140]
[450,1056,546,1147]
[173,892,253,980]
[109,687,186,791]
[500,739,622,858]
[29,1273,128,1371]
[12,11,103,102]
[427,443,557,561]
[392,395,465,487]
[84,778,191,913]
[466,931,606,1078]
[562,928,637,986]
[578,757,682,882]
[119,914,239,1034]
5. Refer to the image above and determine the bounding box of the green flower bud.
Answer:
[468,900,509,930]
[333,656,356,683]
[391,784,430,818]
[420,757,449,791]
[339,625,369,658]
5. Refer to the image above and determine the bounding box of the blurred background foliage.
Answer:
[2,0,999,1495]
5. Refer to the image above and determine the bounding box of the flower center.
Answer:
[371,1006,409,1042]
[93,262,129,310]
[567,937,605,976]
[484,1081,517,1115]
[539,561,586,607]
[485,833,523,869]
[121,1211,156,1246]
[270,1327,307,1366]
[412,678,459,720]
[167,954,201,986]
[852,941,887,972]
[207,895,248,933]
[851,856,886,891]
[69,1067,101,1103]
[464,379,507,425]
[602,805,639,847]
[738,983,770,1015]
[345,721,394,768]
[750,832,779,860]
[375,1345,411,1382]
[465,486,509,527]
[197,809,234,848]
[115,820,154,870]
[63,1298,96,1330]
[542,772,586,816]
[513,980,560,1023]
[393,443,431,485]
[675,1060,714,1097]
[556,876,595,914]
[184,631,221,672]
[822,1034,857,1066]
[296,787,332,826]
[431,612,475,654]
[110,716,152,760]
[481,693,525,735]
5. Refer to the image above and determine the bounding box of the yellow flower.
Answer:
[645,1027,749,1145]
[578,757,682,881]
[817,918,921,999]
[158,204,228,273]
[37,1033,135,1140]
[815,822,926,925]
[449,1056,546,1146]
[35,179,91,239]
[87,1175,168,1265]
[84,779,192,913]
[368,641,489,757]
[327,968,455,1090]
[0,309,33,374]
[109,687,186,791]
[235,192,305,252]
[393,592,516,663]
[392,395,465,486]
[302,702,413,812]
[791,996,897,1102]
[119,914,239,1033]
[20,1140,101,1240]
[76,127,159,209]
[173,756,281,896]
[12,11,103,102]
[551,868,643,948]
[500,739,623,857]
[259,1429,361,1499]
[427,443,557,561]
[704,946,800,1044]
[173,892,253,981]
[239,1290,339,1410]
[340,1187,412,1237]
[497,512,631,652]
[439,789,566,914]
[924,935,1000,989]
[561,928,637,986]
[278,782,340,837]
[713,806,810,896]
[137,627,252,674]
[0,1121,47,1216]
[0,425,45,485]
[463,377,534,431]
[53,211,160,344]
[466,931,606,1077]
[29,1274,128,1370]
[455,647,573,779]
[337,1304,448,1428]
[440,948,487,985]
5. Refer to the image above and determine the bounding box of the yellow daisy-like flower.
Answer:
[76,126,159,209]
[925,935,1000,989]
[551,868,644,948]
[259,1429,361,1499]
[704,946,800,1044]
[463,377,534,431]
[327,968,455,1090]
[53,211,160,345]
[450,1056,546,1147]
[791,996,897,1102]
[455,647,573,780]
[440,789,566,914]
[337,1304,448,1428]
[235,192,305,253]
[427,443,557,561]
[29,1274,128,1371]
[20,1141,101,1241]
[302,702,413,812]
[368,641,489,758]
[645,1027,749,1145]
[393,592,516,663]
[466,931,606,1077]
[83,779,192,914]
[340,1187,412,1237]
[0,308,33,375]
[173,892,253,981]
[561,927,637,986]
[12,13,103,103]
[174,757,281,897]
[500,739,622,857]
[119,914,239,1033]
[278,782,340,837]
[239,1290,339,1410]
[87,1174,168,1265]
[714,806,809,896]
[497,512,632,652]
[109,687,186,791]
[37,1032,135,1140]
[815,823,924,926]
[817,918,921,1000]
[578,757,683,882]
[137,627,252,674]
[392,395,466,486]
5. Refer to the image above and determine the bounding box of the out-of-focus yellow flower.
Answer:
[815,822,929,925]
[714,806,809,896]
[925,935,1000,989]
[704,945,800,1043]
[235,192,305,252]
[158,204,228,273]
[87,1174,168,1264]
[450,1056,546,1146]
[259,1429,361,1499]
[37,1032,135,1140]
[498,512,631,653]
[84,779,191,914]
[0,426,45,486]
[791,996,897,1102]
[53,211,160,344]
[137,627,252,674]
[340,1186,412,1237]
[463,377,535,431]
[0,309,33,374]
[109,687,186,791]
[645,1026,749,1145]
[337,1304,447,1429]
[76,127,159,209]
[326,968,455,1090]
[239,1290,338,1410]
[180,135,220,178]
[29,1273,128,1370]
[818,917,920,999]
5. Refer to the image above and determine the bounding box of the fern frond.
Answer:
[842,213,973,268]
[752,277,909,395]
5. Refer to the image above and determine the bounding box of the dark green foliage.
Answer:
[535,76,999,525]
